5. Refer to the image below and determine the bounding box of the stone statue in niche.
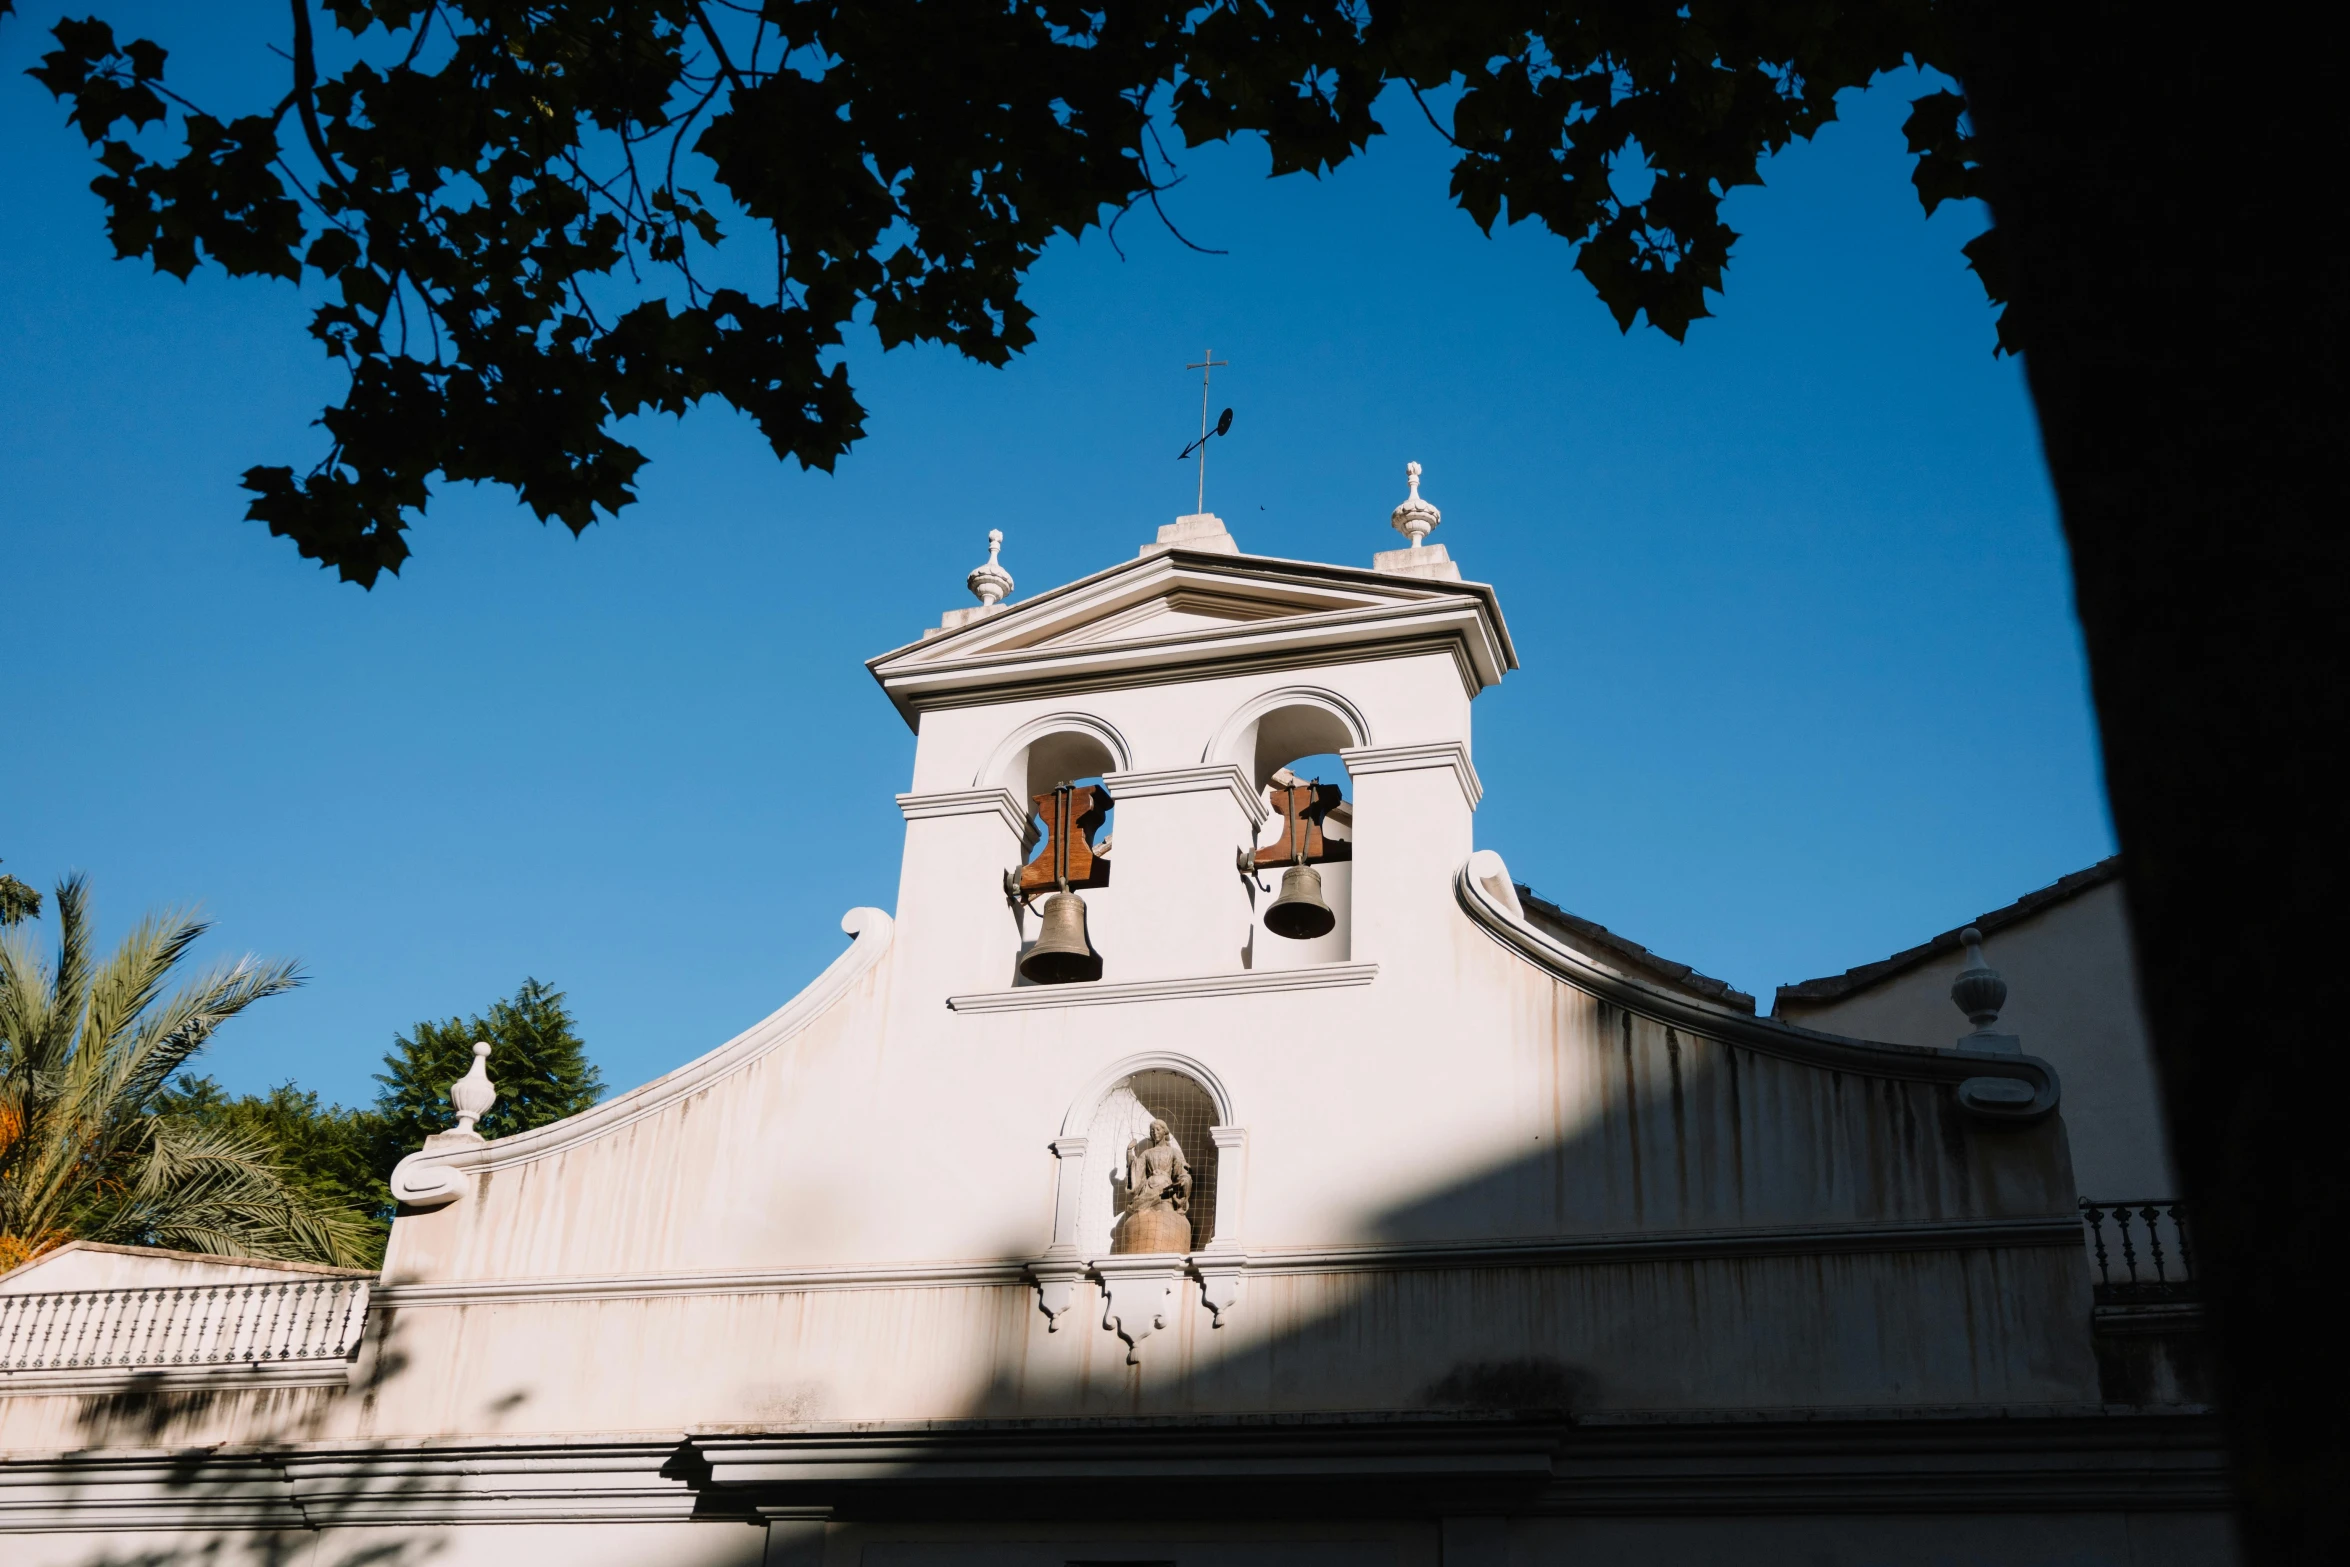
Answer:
[1112,1118,1193,1254]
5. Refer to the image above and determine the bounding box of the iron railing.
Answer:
[2080,1198,2195,1303]
[0,1277,369,1373]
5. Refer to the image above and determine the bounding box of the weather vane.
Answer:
[1179,348,1233,514]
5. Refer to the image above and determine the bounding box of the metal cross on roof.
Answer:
[1180,348,1232,515]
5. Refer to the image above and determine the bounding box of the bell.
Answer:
[1020,891,1103,984]
[1264,862,1337,940]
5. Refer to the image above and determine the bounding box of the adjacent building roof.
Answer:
[1515,885,1758,1014]
[1772,857,2123,1015]
[0,1239,376,1292]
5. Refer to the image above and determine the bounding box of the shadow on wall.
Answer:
[17,988,2092,1563]
[933,995,2086,1424]
[27,1313,760,1567]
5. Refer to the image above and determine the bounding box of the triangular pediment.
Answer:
[1022,587,1296,649]
[867,545,1515,724]
[890,552,1454,663]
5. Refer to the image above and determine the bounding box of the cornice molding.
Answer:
[894,630,1491,717]
[1454,852,2060,1123]
[365,1215,2073,1312]
[0,1440,706,1531]
[683,1407,2228,1515]
[373,1258,1029,1309]
[1341,740,1483,810]
[1101,762,1268,825]
[896,786,1030,839]
[0,1359,354,1398]
[947,961,1378,1013]
[867,548,1516,727]
[387,907,894,1210]
[1233,1216,2084,1275]
[0,1415,2225,1533]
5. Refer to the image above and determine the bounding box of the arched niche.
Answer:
[976,712,1134,800]
[1053,1053,1240,1259]
[1202,686,1372,788]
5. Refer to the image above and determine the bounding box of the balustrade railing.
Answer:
[0,1277,369,1374]
[2079,1198,2195,1303]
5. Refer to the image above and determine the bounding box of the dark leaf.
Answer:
[37,1,1995,583]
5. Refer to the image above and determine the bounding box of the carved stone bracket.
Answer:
[1094,1256,1183,1363]
[1194,1252,1245,1327]
[1028,1251,1088,1332]
[1029,1253,1248,1344]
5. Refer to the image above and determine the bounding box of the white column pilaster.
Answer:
[1095,764,1267,980]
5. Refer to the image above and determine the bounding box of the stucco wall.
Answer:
[4,540,2202,1561]
[1777,880,2174,1197]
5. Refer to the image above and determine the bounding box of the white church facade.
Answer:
[1,476,2230,1565]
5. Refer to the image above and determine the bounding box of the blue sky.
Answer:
[0,10,2110,1108]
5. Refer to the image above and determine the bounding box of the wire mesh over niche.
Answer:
[1076,1069,1220,1255]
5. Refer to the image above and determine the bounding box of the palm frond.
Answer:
[79,905,212,1070]
[112,954,304,1109]
[44,875,93,1063]
[93,1120,372,1267]
[0,931,51,1059]
[0,878,345,1266]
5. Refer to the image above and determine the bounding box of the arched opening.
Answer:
[1076,1069,1222,1257]
[981,719,1127,897]
[1246,707,1356,790]
[1205,689,1368,790]
[1243,732,1356,971]
[1019,730,1116,802]
[978,712,1132,796]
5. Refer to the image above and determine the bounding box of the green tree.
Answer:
[0,875,372,1271]
[0,861,41,928]
[366,977,603,1174]
[18,1,1972,585]
[151,978,607,1268]
[162,1075,390,1264]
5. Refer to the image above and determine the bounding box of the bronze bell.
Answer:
[1020,890,1103,984]
[1264,861,1337,940]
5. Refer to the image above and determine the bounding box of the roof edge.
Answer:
[0,1239,376,1289]
[1514,886,1757,1013]
[386,906,893,1212]
[1457,851,2059,1124]
[1772,858,2123,1012]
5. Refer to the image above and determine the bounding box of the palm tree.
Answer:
[0,875,370,1272]
[0,860,40,928]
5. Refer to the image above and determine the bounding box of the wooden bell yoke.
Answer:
[1008,784,1113,901]
[1253,780,1349,869]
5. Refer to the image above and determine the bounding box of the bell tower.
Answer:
[869,466,1515,1005]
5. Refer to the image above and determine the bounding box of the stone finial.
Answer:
[1950,926,2019,1055]
[1390,460,1441,548]
[449,1041,498,1136]
[966,529,1013,607]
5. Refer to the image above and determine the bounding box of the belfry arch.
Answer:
[977,711,1134,798]
[1201,685,1372,787]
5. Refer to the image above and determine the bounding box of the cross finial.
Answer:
[1391,459,1441,547]
[966,528,1013,607]
[1183,348,1231,515]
